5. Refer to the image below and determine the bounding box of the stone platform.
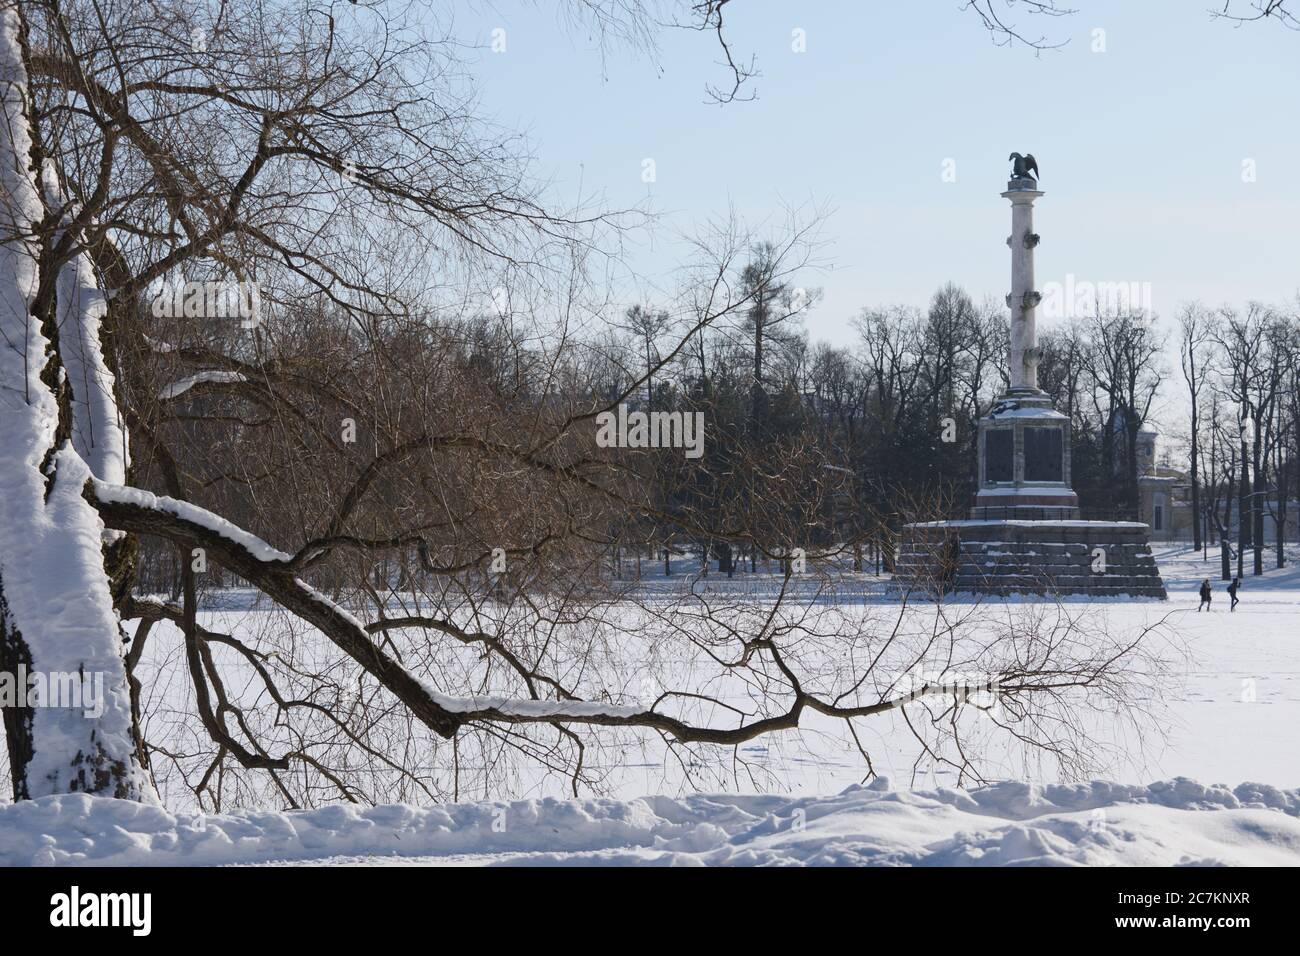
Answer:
[894,519,1167,599]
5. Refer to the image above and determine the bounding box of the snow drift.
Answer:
[3,777,1298,866]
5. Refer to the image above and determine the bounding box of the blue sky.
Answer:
[453,0,1300,347]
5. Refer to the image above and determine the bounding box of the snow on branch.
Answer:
[157,370,247,400]
[86,481,1128,753]
[90,479,293,564]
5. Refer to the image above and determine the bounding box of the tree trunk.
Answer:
[1125,417,1140,513]
[0,5,152,802]
[1274,429,1287,569]
[1252,434,1264,576]
[1295,415,1300,546]
[1238,439,1249,581]
[717,541,733,576]
[1277,495,1286,570]
[1189,410,1202,551]
[1222,469,1235,581]
[752,288,765,436]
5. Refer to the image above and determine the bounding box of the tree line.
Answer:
[585,254,1300,579]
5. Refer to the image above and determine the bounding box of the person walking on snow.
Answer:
[1228,577,1241,612]
[1198,578,1212,611]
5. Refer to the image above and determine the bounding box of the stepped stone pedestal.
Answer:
[893,162,1166,600]
[895,520,1167,598]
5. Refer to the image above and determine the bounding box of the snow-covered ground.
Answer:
[5,542,1296,866]
[1132,545,1300,787]
[3,776,1298,866]
[580,544,1300,795]
[931,544,1292,789]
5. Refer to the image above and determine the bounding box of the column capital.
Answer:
[1001,185,1044,201]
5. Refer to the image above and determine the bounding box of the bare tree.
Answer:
[1179,303,1218,552]
[1216,304,1289,574]
[1212,0,1300,29]
[1085,309,1165,513]
[1204,389,1237,579]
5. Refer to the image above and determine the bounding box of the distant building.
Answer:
[1135,424,1191,541]
[1136,425,1296,543]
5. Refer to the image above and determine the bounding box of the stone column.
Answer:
[1002,181,1044,393]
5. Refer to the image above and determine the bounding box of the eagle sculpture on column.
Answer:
[1009,152,1039,181]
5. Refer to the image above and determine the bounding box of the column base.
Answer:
[971,487,1079,521]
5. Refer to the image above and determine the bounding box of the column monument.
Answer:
[971,154,1077,518]
[1006,158,1041,393]
[893,153,1166,598]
